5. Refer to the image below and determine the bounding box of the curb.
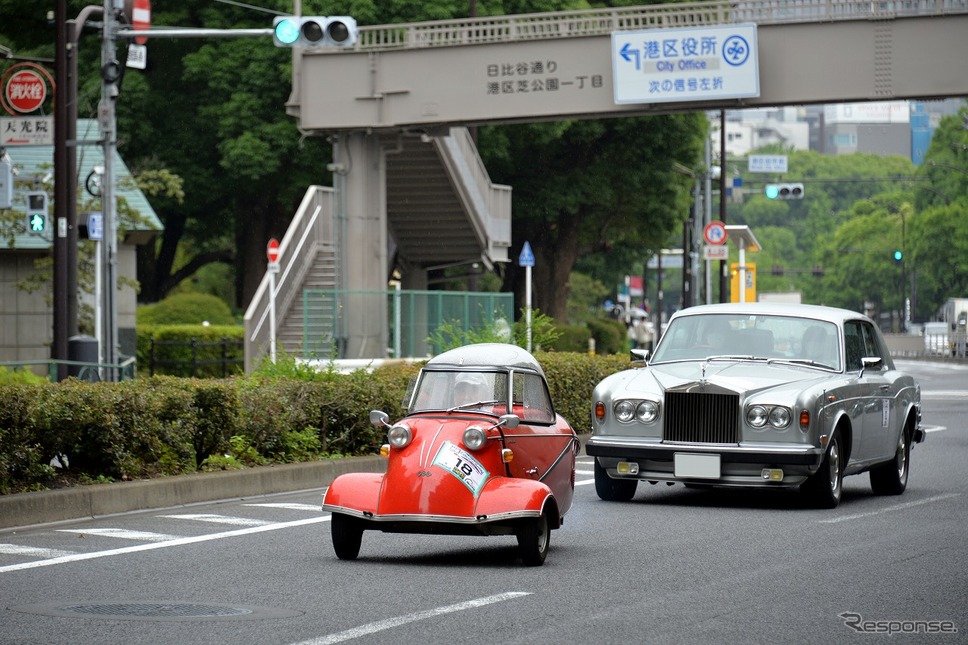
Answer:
[0,456,387,532]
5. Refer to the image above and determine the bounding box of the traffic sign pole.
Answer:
[267,238,280,362]
[518,241,535,351]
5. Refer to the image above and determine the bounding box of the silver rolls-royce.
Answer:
[587,303,924,508]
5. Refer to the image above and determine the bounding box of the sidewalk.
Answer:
[0,456,386,532]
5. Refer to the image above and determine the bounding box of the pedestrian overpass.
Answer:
[244,0,968,368]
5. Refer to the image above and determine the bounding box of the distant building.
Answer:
[713,99,964,164]
[0,120,163,369]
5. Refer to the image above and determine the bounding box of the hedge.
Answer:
[0,351,634,495]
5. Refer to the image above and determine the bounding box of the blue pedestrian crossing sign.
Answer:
[518,241,535,267]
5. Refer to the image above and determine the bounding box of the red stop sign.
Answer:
[267,238,280,263]
[5,70,46,113]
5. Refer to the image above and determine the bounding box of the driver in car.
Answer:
[454,374,489,406]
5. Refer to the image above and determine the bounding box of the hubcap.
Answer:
[828,442,841,496]
[896,433,907,478]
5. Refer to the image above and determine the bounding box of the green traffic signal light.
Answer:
[273,17,300,45]
[893,250,903,263]
[765,184,779,199]
[28,213,47,232]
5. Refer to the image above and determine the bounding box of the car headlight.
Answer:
[746,405,768,428]
[746,405,793,430]
[463,426,487,451]
[387,424,412,449]
[635,400,659,424]
[614,400,636,423]
[769,406,792,429]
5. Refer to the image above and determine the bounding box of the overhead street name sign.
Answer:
[748,154,788,173]
[611,24,759,105]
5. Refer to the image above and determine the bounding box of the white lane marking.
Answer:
[0,544,75,559]
[923,425,946,433]
[158,514,271,527]
[921,391,968,398]
[57,528,181,542]
[576,469,593,476]
[243,503,321,512]
[0,516,329,574]
[290,592,532,645]
[576,480,596,487]
[820,493,960,524]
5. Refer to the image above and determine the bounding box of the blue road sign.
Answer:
[611,24,759,105]
[88,212,103,241]
[518,241,535,267]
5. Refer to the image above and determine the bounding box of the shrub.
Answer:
[549,323,592,353]
[138,293,235,326]
[586,317,628,355]
[0,352,635,494]
[137,325,244,378]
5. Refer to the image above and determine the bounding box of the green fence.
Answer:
[301,289,515,358]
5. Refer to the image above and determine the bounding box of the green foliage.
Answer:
[427,308,561,352]
[137,325,244,378]
[586,317,629,355]
[0,366,47,385]
[0,351,639,494]
[138,293,235,326]
[536,350,630,434]
[549,323,592,353]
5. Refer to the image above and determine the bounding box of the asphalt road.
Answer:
[0,359,965,645]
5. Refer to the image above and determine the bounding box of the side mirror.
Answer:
[630,348,649,364]
[497,414,520,429]
[369,410,390,427]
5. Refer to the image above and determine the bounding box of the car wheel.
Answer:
[516,512,550,567]
[594,460,637,502]
[870,426,909,495]
[802,432,843,509]
[331,513,363,560]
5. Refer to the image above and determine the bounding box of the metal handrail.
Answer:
[311,0,968,54]
[0,357,137,382]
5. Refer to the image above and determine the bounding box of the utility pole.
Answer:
[100,0,121,377]
[718,109,728,303]
[53,0,69,380]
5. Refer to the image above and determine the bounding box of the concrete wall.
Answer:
[0,244,141,371]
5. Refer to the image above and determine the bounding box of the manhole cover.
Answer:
[12,601,303,622]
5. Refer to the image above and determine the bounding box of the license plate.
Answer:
[674,453,721,479]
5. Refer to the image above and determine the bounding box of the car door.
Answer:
[849,320,897,462]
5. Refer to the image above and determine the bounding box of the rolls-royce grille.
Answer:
[663,391,739,444]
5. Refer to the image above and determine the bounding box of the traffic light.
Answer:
[25,191,48,235]
[272,16,358,48]
[764,183,804,200]
[893,249,903,265]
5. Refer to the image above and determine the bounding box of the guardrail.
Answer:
[336,0,968,53]
[0,357,137,382]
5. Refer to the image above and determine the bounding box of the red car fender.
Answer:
[322,472,383,516]
[474,476,556,520]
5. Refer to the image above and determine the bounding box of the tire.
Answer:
[516,512,550,567]
[870,426,909,495]
[802,432,843,509]
[594,460,637,502]
[331,513,363,560]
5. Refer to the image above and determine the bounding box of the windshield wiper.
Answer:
[446,400,501,412]
[769,358,833,369]
[704,354,764,361]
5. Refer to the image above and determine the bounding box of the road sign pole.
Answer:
[525,264,532,352]
[269,268,277,363]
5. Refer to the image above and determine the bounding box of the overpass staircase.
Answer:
[244,126,511,368]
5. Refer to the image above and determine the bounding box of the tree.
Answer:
[479,114,706,320]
